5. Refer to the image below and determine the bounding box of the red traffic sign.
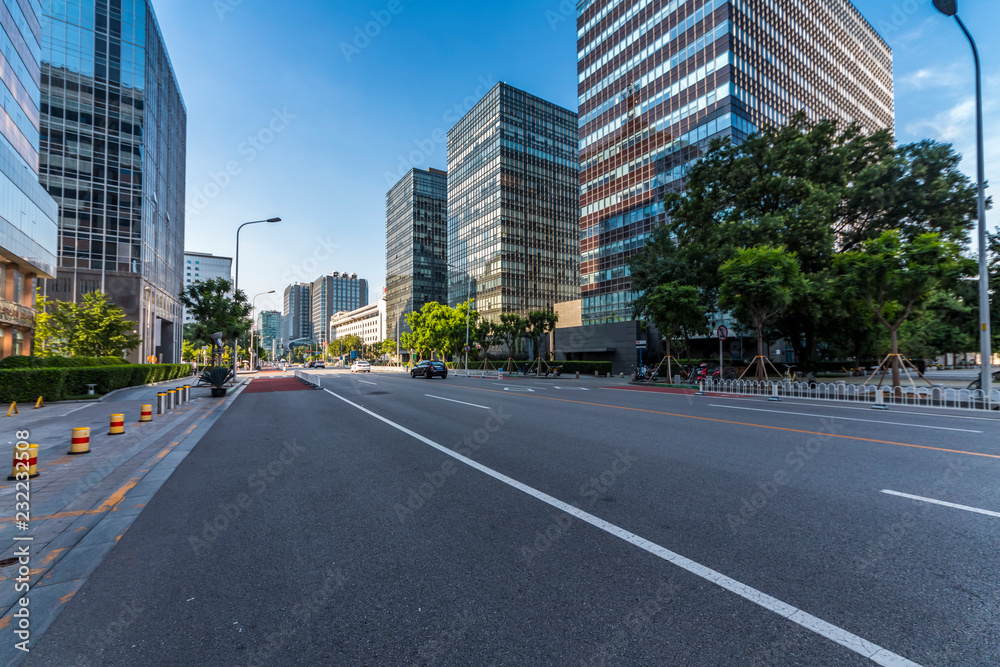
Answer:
[717,325,729,341]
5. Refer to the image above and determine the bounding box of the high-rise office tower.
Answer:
[577,0,893,324]
[311,272,368,346]
[386,167,448,342]
[40,0,187,361]
[447,83,579,318]
[0,0,59,359]
[182,252,232,323]
[283,282,312,344]
[255,309,279,357]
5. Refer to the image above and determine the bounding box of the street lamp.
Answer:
[933,0,993,396]
[250,290,275,371]
[233,217,281,373]
[446,263,473,376]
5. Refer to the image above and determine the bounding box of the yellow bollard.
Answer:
[69,427,91,455]
[4,402,18,417]
[34,396,44,409]
[139,404,153,423]
[7,443,38,480]
[108,414,125,436]
[26,444,38,477]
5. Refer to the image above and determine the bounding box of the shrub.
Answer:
[0,369,68,403]
[0,363,193,402]
[0,356,128,369]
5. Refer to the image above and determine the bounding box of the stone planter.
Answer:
[210,387,227,398]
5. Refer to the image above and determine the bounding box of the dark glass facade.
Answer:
[577,0,893,324]
[283,282,311,343]
[0,0,59,358]
[447,83,579,318]
[39,0,187,362]
[385,167,448,342]
[256,309,279,356]
[311,272,368,345]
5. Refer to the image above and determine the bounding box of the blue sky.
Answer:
[155,0,1000,314]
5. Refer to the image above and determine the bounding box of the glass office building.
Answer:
[0,0,59,359]
[255,309,279,358]
[447,83,579,318]
[39,0,187,362]
[311,272,368,346]
[577,0,893,324]
[385,167,448,342]
[283,282,311,344]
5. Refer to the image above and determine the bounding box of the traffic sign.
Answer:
[717,325,729,341]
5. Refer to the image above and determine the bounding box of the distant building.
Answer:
[330,298,387,348]
[182,252,232,323]
[0,0,59,359]
[311,272,368,346]
[447,83,579,319]
[283,283,312,344]
[40,0,187,362]
[386,168,448,342]
[255,310,280,358]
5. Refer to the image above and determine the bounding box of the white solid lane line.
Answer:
[881,490,1000,519]
[322,387,921,667]
[358,380,377,385]
[708,404,982,434]
[424,394,491,410]
[743,399,1000,423]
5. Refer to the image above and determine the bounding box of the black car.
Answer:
[411,360,448,379]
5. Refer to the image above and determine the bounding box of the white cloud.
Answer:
[899,64,967,92]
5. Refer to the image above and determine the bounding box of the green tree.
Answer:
[635,282,708,380]
[630,114,979,365]
[495,313,527,360]
[835,231,963,387]
[524,311,559,374]
[179,279,252,348]
[473,319,500,359]
[35,291,140,358]
[181,339,199,363]
[719,247,805,380]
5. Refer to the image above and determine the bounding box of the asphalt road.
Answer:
[26,370,1000,665]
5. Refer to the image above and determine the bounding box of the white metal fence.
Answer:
[701,379,998,412]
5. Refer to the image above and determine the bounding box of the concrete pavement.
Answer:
[0,378,248,664]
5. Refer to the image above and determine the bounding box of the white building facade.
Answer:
[329,297,387,346]
[183,252,232,324]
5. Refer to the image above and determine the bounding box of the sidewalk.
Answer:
[0,378,247,662]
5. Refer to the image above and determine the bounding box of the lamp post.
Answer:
[933,0,993,397]
[232,217,281,373]
[250,290,275,371]
[446,263,473,376]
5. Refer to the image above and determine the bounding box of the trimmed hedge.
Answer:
[0,364,190,403]
[443,360,614,375]
[0,356,129,369]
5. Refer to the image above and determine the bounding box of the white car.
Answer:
[350,360,371,373]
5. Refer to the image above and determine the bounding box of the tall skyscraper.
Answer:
[577,0,893,324]
[283,282,311,344]
[386,167,448,342]
[447,83,579,318]
[182,252,232,323]
[311,272,368,346]
[255,309,279,358]
[39,0,187,361]
[0,0,59,359]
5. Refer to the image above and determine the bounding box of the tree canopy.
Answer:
[35,291,140,358]
[629,113,983,372]
[179,278,252,348]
